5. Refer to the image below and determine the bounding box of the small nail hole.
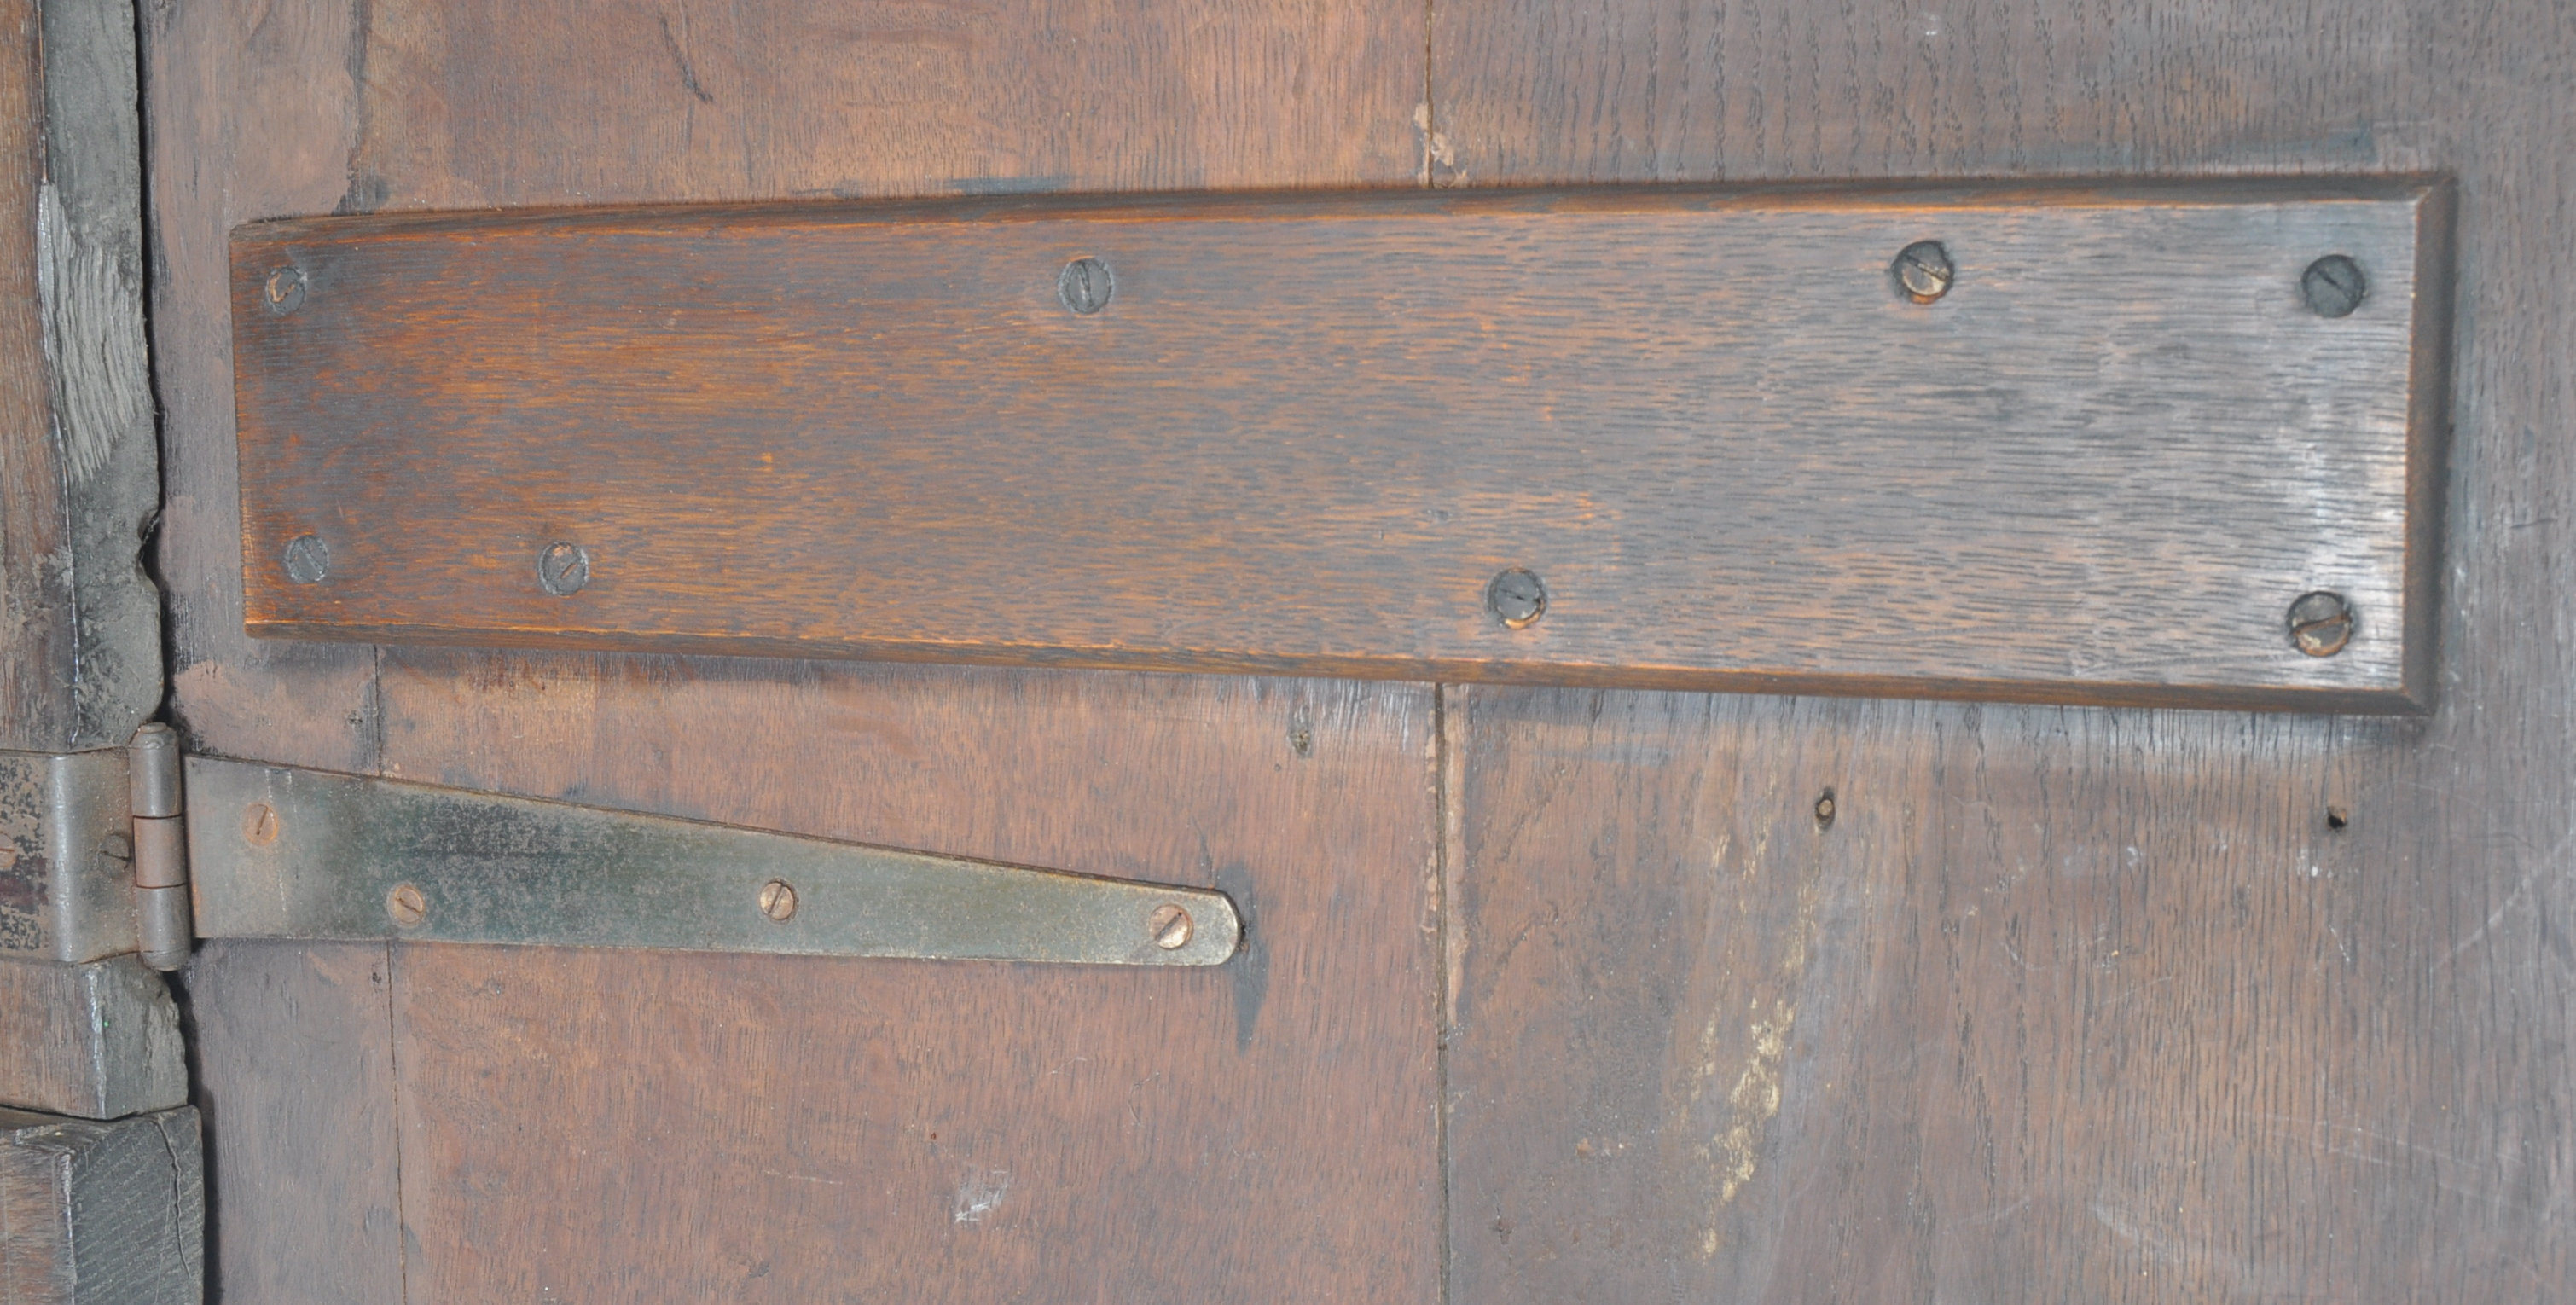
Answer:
[2325,806,2350,832]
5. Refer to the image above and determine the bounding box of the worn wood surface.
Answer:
[0,1105,200,1305]
[153,5,1437,1299]
[154,0,2575,1302]
[0,958,185,1122]
[233,181,2445,710]
[183,941,401,1305]
[0,0,164,754]
[367,658,1438,1304]
[1432,0,2575,1301]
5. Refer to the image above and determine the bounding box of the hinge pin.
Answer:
[129,723,194,972]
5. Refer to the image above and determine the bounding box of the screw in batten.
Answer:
[1487,567,1547,629]
[1892,240,1954,303]
[537,542,590,596]
[2287,591,2356,657]
[758,879,798,922]
[1059,257,1115,315]
[1148,902,1194,950]
[281,534,330,584]
[2301,254,2367,318]
[264,265,306,315]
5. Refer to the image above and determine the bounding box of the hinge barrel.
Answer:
[127,724,192,972]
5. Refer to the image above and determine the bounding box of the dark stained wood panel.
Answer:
[234,181,2448,710]
[154,0,1425,774]
[374,658,1441,1304]
[154,3,1442,1299]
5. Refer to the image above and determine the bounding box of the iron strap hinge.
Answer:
[8,742,1242,969]
[181,757,1241,966]
[0,725,195,971]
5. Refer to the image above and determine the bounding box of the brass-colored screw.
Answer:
[1487,567,1547,629]
[1813,790,1837,828]
[758,879,798,922]
[243,803,281,845]
[1148,902,1193,949]
[2288,591,2356,657]
[264,265,306,314]
[387,884,427,928]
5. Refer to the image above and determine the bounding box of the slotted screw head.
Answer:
[1148,902,1194,949]
[758,879,798,922]
[387,884,427,928]
[264,265,306,314]
[2288,591,2356,657]
[1893,240,1954,303]
[2301,254,2367,318]
[282,533,330,583]
[537,542,590,596]
[1487,567,1547,629]
[1059,257,1115,315]
[242,803,280,846]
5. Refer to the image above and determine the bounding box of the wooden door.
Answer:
[148,2,2569,1302]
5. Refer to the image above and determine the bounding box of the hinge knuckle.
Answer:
[127,723,193,972]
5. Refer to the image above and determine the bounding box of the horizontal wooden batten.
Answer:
[230,179,2451,710]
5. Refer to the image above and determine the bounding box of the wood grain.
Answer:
[376,657,1439,1304]
[0,0,160,754]
[232,181,2447,711]
[154,4,1441,1299]
[185,941,403,1305]
[0,958,186,1122]
[1432,0,2576,1301]
[150,0,1424,763]
[0,1105,200,1305]
[145,0,380,771]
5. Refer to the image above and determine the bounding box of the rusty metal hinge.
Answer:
[181,757,1240,967]
[0,726,196,971]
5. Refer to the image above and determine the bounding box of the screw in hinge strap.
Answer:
[758,879,798,922]
[1148,902,1194,949]
[387,884,428,928]
[128,723,194,972]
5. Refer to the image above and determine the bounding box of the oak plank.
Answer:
[232,181,2447,711]
[145,0,380,769]
[377,657,1440,1303]
[1433,0,2576,1300]
[0,1105,200,1305]
[185,942,402,1305]
[155,3,1437,1298]
[0,958,185,1122]
[0,0,160,753]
